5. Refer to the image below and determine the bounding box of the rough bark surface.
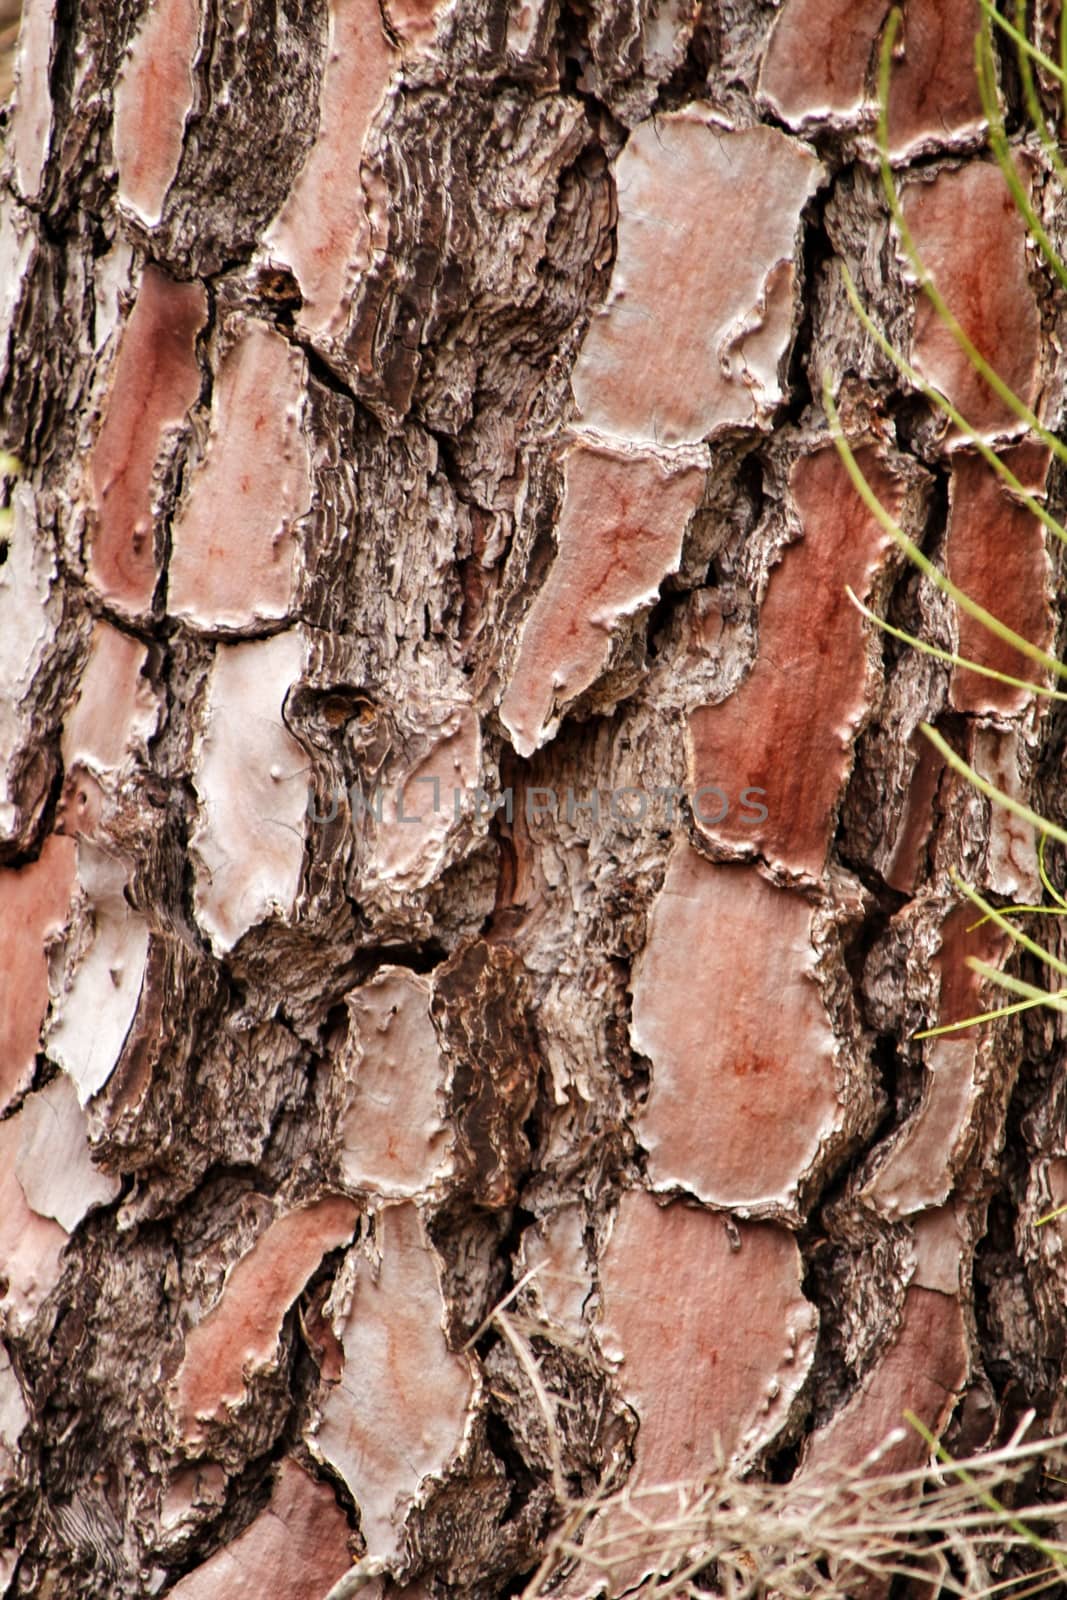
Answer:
[1,0,1066,1596]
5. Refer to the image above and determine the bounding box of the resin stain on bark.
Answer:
[87,266,207,615]
[571,115,823,445]
[688,447,900,878]
[500,439,705,757]
[113,0,200,226]
[0,834,75,1111]
[903,160,1043,442]
[190,631,309,953]
[168,324,311,629]
[631,846,842,1212]
[339,969,449,1197]
[172,1196,358,1443]
[165,1457,353,1600]
[264,0,397,341]
[313,1202,475,1560]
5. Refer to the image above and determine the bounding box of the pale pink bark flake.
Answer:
[165,1458,353,1600]
[14,1072,120,1231]
[571,116,823,445]
[190,631,309,953]
[863,906,1009,1217]
[9,0,56,201]
[801,1286,968,1480]
[61,622,159,774]
[0,1116,68,1328]
[500,439,706,756]
[314,1202,474,1560]
[759,0,887,124]
[598,1190,817,1480]
[340,969,450,1197]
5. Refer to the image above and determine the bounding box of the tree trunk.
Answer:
[1,0,1064,1595]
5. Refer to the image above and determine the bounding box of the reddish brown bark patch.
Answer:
[173,1195,358,1442]
[0,834,75,1111]
[864,905,1008,1216]
[265,0,397,339]
[571,116,822,444]
[315,1202,474,1560]
[946,447,1053,714]
[904,161,1043,441]
[88,267,206,614]
[500,439,705,756]
[760,0,983,153]
[631,846,840,1211]
[759,0,887,124]
[687,447,899,877]
[802,1286,968,1478]
[598,1191,816,1480]
[885,0,986,157]
[168,324,310,629]
[165,1458,353,1600]
[113,0,199,226]
[62,622,158,773]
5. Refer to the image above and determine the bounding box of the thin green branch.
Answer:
[1039,833,1067,909]
[920,725,1067,849]
[1011,0,1067,192]
[839,262,1067,548]
[824,387,1067,682]
[967,958,1067,1010]
[977,0,1067,90]
[976,18,1067,293]
[878,9,1067,466]
[914,992,1057,1041]
[905,1412,1067,1571]
[846,587,1067,700]
[950,877,1067,981]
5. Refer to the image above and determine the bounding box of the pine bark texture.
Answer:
[1,0,1066,1596]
